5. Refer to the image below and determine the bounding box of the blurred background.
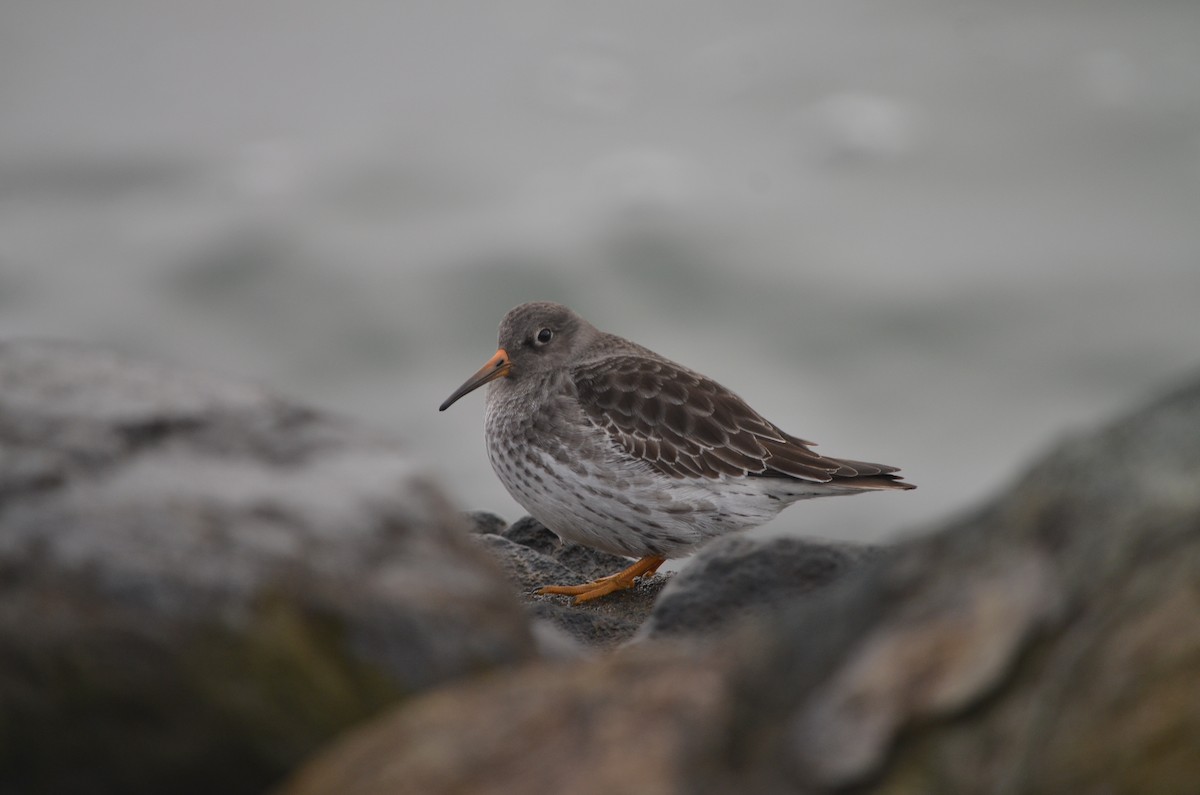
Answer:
[2,0,1198,545]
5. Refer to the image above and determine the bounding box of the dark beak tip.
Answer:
[438,350,509,414]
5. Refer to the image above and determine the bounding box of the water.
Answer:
[2,0,1198,546]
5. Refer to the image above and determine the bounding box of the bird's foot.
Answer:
[535,555,667,604]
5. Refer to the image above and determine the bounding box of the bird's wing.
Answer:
[571,355,866,482]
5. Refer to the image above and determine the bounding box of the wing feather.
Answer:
[573,356,846,483]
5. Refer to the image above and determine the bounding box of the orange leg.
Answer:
[536,555,667,604]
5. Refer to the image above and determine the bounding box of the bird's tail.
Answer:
[827,456,916,491]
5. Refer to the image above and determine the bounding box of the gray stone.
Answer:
[499,515,650,584]
[282,368,1200,795]
[499,514,563,554]
[639,534,881,642]
[278,645,728,795]
[472,515,668,649]
[463,510,508,535]
[473,533,582,592]
[702,371,1200,794]
[0,340,535,795]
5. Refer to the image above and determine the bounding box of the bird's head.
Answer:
[439,301,593,411]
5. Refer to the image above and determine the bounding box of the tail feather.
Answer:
[829,456,916,491]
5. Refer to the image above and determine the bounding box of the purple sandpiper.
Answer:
[440,302,914,602]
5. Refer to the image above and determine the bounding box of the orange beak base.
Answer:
[438,349,512,411]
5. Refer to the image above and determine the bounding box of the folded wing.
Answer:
[572,355,911,488]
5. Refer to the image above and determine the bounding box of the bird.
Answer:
[439,301,914,603]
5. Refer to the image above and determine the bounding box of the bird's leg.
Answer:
[536,555,667,603]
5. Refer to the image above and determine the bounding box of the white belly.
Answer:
[487,435,800,558]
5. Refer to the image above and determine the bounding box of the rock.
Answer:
[0,341,535,795]
[471,515,669,649]
[638,534,881,642]
[503,515,635,581]
[473,519,877,649]
[703,372,1200,794]
[463,510,508,536]
[499,514,564,555]
[283,369,1200,795]
[279,645,730,795]
[474,533,582,591]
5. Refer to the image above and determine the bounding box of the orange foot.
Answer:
[536,555,667,604]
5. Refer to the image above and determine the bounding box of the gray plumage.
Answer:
[441,302,913,562]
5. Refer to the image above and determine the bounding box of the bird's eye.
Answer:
[535,328,553,345]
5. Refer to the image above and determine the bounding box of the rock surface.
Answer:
[283,370,1200,795]
[10,338,1200,795]
[468,513,669,649]
[0,340,534,795]
[706,372,1200,794]
[280,530,882,795]
[280,645,729,795]
[638,534,881,642]
[466,513,879,650]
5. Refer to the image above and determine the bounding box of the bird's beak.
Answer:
[439,348,512,411]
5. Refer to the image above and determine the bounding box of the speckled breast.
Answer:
[481,377,738,559]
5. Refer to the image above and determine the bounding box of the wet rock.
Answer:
[472,515,668,650]
[0,340,535,795]
[639,534,881,642]
[463,510,508,536]
[474,516,874,649]
[704,371,1200,794]
[279,645,730,795]
[284,369,1200,795]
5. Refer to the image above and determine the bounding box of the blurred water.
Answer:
[2,0,1198,546]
